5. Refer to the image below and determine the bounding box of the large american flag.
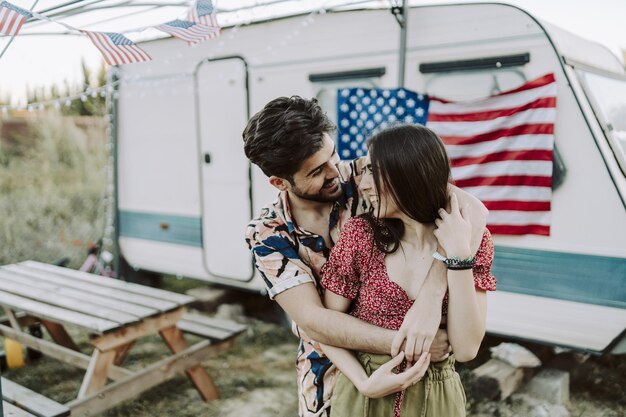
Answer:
[0,1,31,37]
[336,74,557,236]
[187,0,220,34]
[156,19,220,45]
[81,31,151,66]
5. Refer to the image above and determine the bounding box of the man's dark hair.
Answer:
[242,96,335,180]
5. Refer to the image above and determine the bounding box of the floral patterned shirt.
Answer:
[245,160,365,417]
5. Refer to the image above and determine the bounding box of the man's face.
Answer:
[287,133,343,203]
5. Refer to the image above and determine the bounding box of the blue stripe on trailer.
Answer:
[493,246,626,309]
[119,211,202,247]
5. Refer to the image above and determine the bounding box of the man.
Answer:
[243,96,487,417]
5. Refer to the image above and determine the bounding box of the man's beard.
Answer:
[290,178,343,203]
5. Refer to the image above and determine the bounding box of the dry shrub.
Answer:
[0,114,107,268]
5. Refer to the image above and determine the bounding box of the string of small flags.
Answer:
[0,0,221,65]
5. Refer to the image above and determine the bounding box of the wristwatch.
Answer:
[432,251,475,270]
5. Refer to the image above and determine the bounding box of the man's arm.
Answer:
[275,282,396,354]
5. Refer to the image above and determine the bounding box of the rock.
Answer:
[523,368,570,405]
[490,342,542,368]
[185,287,229,312]
[215,303,246,322]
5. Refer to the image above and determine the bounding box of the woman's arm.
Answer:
[321,290,430,398]
[434,193,489,362]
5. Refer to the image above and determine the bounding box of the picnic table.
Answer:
[0,261,242,417]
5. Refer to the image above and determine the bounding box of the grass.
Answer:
[0,114,107,269]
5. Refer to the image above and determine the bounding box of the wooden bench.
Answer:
[1,377,70,417]
[177,312,247,344]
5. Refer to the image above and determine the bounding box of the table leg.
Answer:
[159,325,219,401]
[41,319,80,351]
[113,341,135,366]
[77,348,116,399]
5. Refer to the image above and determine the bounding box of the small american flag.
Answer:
[336,87,429,159]
[81,31,151,66]
[187,0,220,34]
[427,74,557,236]
[0,1,31,36]
[156,19,220,45]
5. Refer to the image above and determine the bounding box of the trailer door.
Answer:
[195,57,253,282]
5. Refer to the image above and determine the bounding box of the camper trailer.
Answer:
[112,2,626,354]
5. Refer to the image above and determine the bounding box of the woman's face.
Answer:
[358,152,400,219]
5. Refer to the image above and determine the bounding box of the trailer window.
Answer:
[577,69,626,176]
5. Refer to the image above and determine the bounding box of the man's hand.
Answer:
[429,329,451,362]
[357,352,430,399]
[391,291,444,362]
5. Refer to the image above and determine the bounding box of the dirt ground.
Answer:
[2,280,625,417]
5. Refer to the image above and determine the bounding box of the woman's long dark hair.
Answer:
[363,124,451,253]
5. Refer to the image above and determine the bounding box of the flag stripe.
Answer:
[482,200,551,212]
[498,73,556,96]
[440,123,554,146]
[428,108,556,137]
[429,82,557,114]
[487,210,551,226]
[452,160,553,180]
[462,185,552,202]
[487,224,550,236]
[446,134,554,159]
[428,96,557,122]
[86,31,116,65]
[452,149,553,167]
[454,175,552,188]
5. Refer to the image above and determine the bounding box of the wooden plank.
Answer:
[40,320,80,352]
[90,307,186,351]
[1,266,178,313]
[20,261,194,305]
[159,325,219,401]
[177,320,238,341]
[0,275,139,326]
[0,291,118,334]
[469,358,528,401]
[487,291,626,352]
[67,340,232,417]
[0,324,132,381]
[181,312,247,333]
[1,378,70,417]
[0,312,38,328]
[77,349,116,399]
[0,270,158,318]
[3,401,37,417]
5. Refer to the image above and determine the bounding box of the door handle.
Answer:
[204,153,211,164]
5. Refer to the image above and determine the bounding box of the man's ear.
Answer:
[269,176,289,191]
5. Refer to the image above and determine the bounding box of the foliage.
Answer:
[0,115,107,268]
[25,59,107,117]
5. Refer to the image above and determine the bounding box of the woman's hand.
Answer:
[434,192,472,259]
[357,352,431,399]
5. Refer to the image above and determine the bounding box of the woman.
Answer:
[320,124,496,417]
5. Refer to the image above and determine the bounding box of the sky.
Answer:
[1,0,625,106]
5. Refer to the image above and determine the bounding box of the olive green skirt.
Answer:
[330,354,466,417]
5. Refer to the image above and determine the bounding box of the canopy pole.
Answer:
[392,0,409,88]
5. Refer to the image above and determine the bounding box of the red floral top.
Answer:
[320,216,496,331]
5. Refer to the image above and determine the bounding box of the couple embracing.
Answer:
[244,96,496,417]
